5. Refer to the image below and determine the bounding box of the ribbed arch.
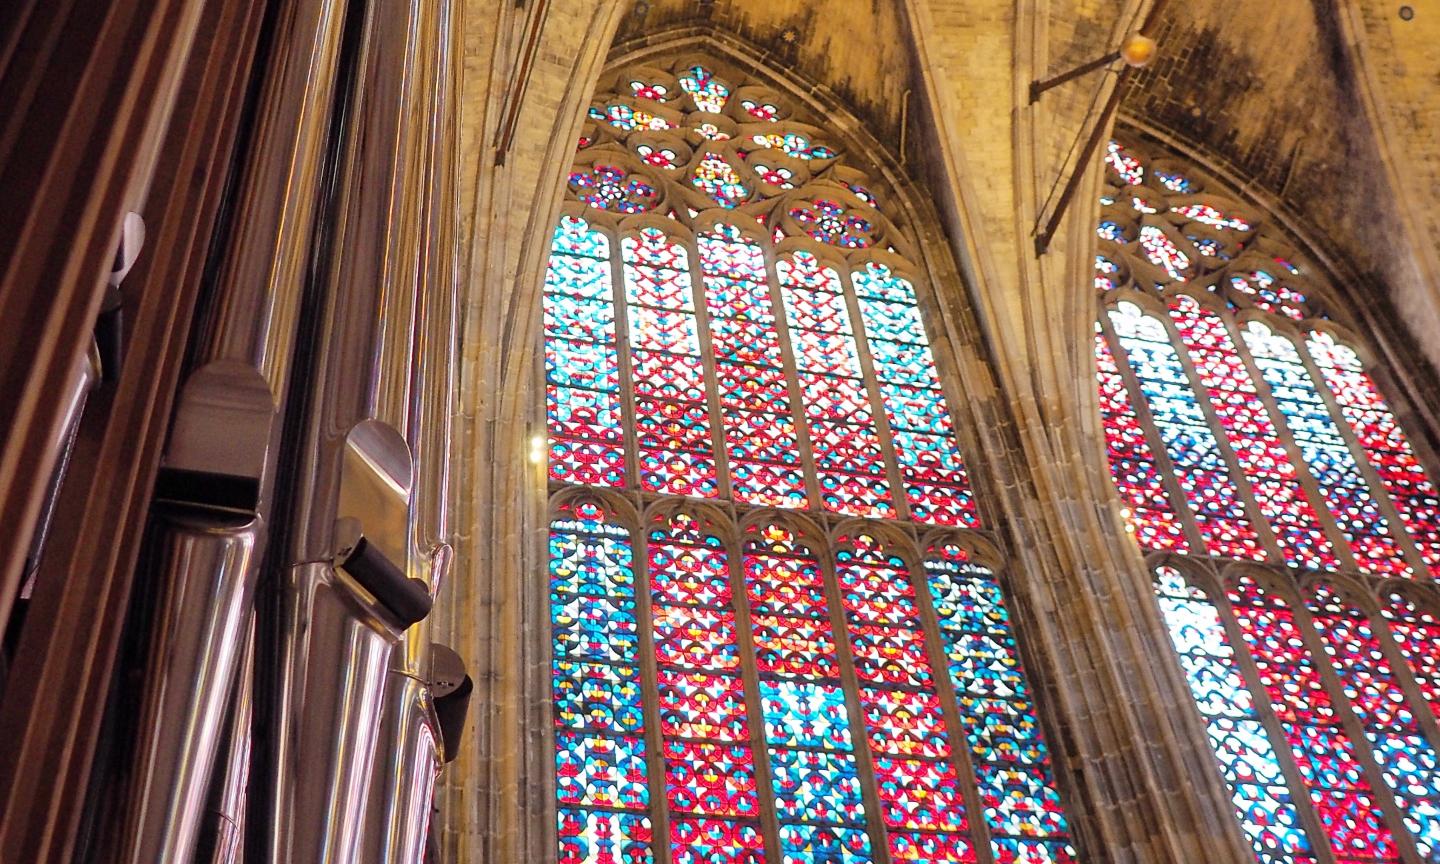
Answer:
[1100,135,1440,863]
[542,50,1077,864]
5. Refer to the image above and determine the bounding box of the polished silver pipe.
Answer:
[409,0,459,581]
[360,668,442,863]
[268,561,399,862]
[252,0,466,852]
[118,0,360,858]
[164,0,357,506]
[18,342,100,601]
[119,508,262,864]
[360,546,452,863]
[283,0,428,567]
[263,418,419,864]
[198,626,255,864]
[201,0,357,401]
[259,0,457,852]
[360,0,460,857]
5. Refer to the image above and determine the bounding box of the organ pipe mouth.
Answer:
[153,469,263,514]
[430,643,472,764]
[335,531,434,629]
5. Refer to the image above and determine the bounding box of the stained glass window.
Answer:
[551,499,654,863]
[1096,137,1440,862]
[545,56,1078,864]
[1152,566,1313,863]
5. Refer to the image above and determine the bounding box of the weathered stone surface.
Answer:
[1123,0,1440,376]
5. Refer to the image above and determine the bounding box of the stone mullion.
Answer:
[1290,338,1435,580]
[843,271,911,522]
[762,245,825,511]
[683,229,735,502]
[1099,310,1209,554]
[1219,312,1358,574]
[903,548,999,864]
[817,539,896,864]
[608,225,644,492]
[723,531,785,864]
[1281,584,1426,864]
[632,526,675,864]
[1158,303,1287,564]
[1207,576,1342,864]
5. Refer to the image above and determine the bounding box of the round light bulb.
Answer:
[1121,33,1158,68]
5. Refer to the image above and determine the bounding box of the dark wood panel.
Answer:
[0,0,267,857]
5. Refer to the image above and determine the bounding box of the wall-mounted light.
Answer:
[1030,32,1159,105]
[1120,33,1158,67]
[1031,1,1172,255]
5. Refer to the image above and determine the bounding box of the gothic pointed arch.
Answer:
[1096,133,1440,863]
[541,47,1081,864]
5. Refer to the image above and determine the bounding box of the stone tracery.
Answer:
[542,55,1078,864]
[1098,136,1440,863]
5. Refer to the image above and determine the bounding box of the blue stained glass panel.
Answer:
[926,545,1076,861]
[854,263,978,527]
[778,824,873,864]
[550,508,653,861]
[1153,566,1316,864]
[1110,302,1264,560]
[1243,322,1414,578]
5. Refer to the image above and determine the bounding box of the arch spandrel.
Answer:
[549,486,645,532]
[771,236,852,277]
[919,528,1005,573]
[642,497,734,540]
[616,211,698,243]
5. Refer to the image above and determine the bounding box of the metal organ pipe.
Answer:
[113,0,378,859]
[363,0,462,856]
[121,509,262,864]
[113,0,462,854]
[196,627,255,864]
[258,0,459,856]
[17,343,100,605]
